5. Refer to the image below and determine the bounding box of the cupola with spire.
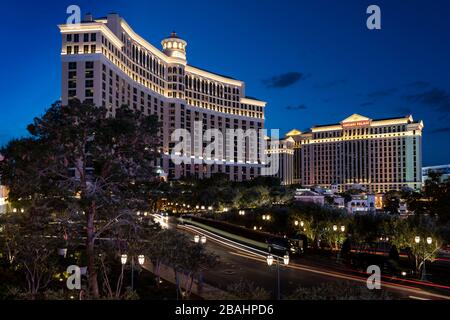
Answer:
[161,31,187,60]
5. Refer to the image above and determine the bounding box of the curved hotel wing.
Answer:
[59,13,266,181]
[287,114,423,193]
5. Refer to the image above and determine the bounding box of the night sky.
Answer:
[1,0,450,166]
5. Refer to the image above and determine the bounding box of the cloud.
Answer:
[263,72,306,88]
[430,127,450,134]
[314,79,347,89]
[405,88,450,113]
[360,101,375,107]
[409,81,430,89]
[285,104,307,110]
[367,88,397,98]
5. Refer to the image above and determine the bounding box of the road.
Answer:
[154,214,450,300]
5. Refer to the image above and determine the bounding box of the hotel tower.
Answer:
[286,114,423,193]
[59,13,266,181]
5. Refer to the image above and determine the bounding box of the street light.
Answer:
[120,254,144,291]
[333,225,338,231]
[266,215,271,221]
[294,220,299,226]
[201,236,207,244]
[415,235,433,280]
[262,215,266,220]
[266,255,274,266]
[266,254,289,300]
[340,225,345,232]
[194,235,200,243]
[300,221,304,227]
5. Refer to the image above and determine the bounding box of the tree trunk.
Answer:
[87,203,100,299]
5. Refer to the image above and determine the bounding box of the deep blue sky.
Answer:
[1,0,450,166]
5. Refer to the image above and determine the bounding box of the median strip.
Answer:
[181,218,268,251]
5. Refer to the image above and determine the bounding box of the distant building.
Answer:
[0,185,8,214]
[332,196,345,209]
[265,137,294,185]
[58,13,266,182]
[286,114,423,193]
[422,164,450,183]
[398,199,410,215]
[346,194,376,214]
[330,184,339,194]
[294,189,325,205]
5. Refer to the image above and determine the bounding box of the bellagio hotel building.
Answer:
[59,13,266,181]
[286,114,424,193]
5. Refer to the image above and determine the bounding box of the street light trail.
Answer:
[229,250,450,300]
[179,223,450,300]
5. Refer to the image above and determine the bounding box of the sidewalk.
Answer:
[142,260,227,299]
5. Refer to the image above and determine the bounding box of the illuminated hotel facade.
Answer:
[265,137,294,185]
[59,13,266,181]
[286,114,423,193]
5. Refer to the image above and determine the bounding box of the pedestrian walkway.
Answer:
[142,260,227,299]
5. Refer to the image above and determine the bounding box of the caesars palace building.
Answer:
[59,13,266,181]
[285,114,424,193]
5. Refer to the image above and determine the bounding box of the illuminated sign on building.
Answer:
[342,120,371,128]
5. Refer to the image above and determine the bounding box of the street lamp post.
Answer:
[415,235,433,280]
[266,254,289,300]
[194,235,206,245]
[193,235,207,297]
[120,253,145,291]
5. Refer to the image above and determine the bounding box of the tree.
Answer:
[143,229,218,299]
[289,203,349,250]
[0,211,60,298]
[350,213,395,244]
[383,190,401,214]
[340,189,362,203]
[390,215,442,276]
[408,172,450,223]
[0,99,160,299]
